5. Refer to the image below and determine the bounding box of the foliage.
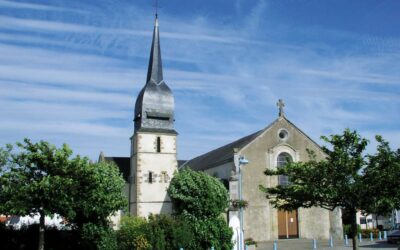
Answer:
[245,238,258,247]
[0,138,126,250]
[183,216,233,250]
[260,129,400,250]
[81,223,117,250]
[231,199,249,209]
[117,216,149,250]
[360,135,400,217]
[343,224,361,237]
[117,215,194,250]
[66,159,127,228]
[146,214,194,250]
[168,168,233,250]
[360,228,379,238]
[168,168,229,218]
[133,235,151,250]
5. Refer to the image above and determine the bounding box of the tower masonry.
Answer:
[129,15,177,217]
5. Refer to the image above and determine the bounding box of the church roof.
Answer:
[183,120,277,171]
[104,156,130,182]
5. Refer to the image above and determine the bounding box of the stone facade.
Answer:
[129,132,177,217]
[187,116,343,242]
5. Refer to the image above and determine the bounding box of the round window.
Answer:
[278,129,289,141]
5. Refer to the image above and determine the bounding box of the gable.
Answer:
[239,117,326,163]
[185,117,325,172]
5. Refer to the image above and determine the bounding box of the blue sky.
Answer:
[0,0,399,160]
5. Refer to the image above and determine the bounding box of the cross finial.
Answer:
[277,99,285,117]
[153,0,160,17]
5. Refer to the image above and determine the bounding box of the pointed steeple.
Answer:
[133,14,176,134]
[146,15,163,85]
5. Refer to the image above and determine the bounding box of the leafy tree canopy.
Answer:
[0,138,126,250]
[168,168,233,250]
[168,168,229,218]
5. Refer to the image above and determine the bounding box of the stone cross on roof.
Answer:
[277,99,285,117]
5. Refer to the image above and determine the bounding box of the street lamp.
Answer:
[236,155,249,250]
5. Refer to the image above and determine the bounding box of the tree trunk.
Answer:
[351,210,359,250]
[375,214,379,229]
[38,210,45,250]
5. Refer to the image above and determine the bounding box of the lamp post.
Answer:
[236,155,249,250]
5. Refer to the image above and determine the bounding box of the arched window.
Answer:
[277,152,292,186]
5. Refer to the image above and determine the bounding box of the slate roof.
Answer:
[177,160,187,168]
[104,157,130,182]
[183,126,269,171]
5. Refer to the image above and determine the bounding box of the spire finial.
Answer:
[153,0,160,18]
[146,3,163,85]
[277,99,285,117]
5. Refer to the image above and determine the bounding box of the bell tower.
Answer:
[129,15,177,217]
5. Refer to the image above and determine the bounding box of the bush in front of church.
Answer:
[117,214,194,250]
[168,168,233,250]
[168,168,229,218]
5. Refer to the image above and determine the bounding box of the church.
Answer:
[100,15,343,242]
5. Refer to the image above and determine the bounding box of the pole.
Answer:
[344,234,348,245]
[359,233,362,242]
[239,164,243,250]
[329,235,333,247]
[370,232,373,241]
[378,231,382,240]
[273,241,277,250]
[312,239,317,249]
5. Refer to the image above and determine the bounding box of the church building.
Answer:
[183,101,343,241]
[101,15,343,242]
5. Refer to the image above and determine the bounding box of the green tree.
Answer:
[0,139,126,250]
[361,136,400,228]
[66,158,127,229]
[260,129,400,250]
[168,168,233,250]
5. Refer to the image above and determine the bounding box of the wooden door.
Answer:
[278,210,299,239]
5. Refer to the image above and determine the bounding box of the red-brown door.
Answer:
[278,210,299,239]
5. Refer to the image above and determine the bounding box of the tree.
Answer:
[260,129,400,250]
[0,139,126,250]
[66,158,127,229]
[168,168,233,250]
[361,136,400,228]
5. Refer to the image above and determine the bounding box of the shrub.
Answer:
[361,228,379,238]
[168,169,229,218]
[81,223,117,250]
[183,216,233,250]
[117,216,148,250]
[168,169,233,250]
[343,224,361,237]
[146,214,194,250]
[245,238,257,247]
[117,215,194,250]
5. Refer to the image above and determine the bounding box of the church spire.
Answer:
[146,15,163,85]
[134,13,175,134]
